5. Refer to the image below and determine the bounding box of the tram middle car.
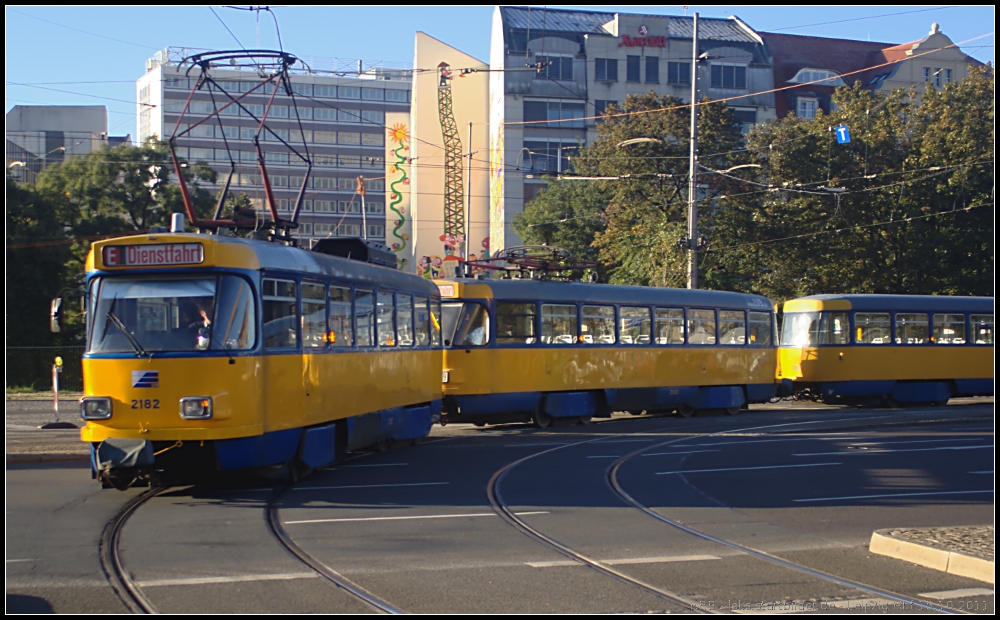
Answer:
[434,278,780,426]
[72,233,443,488]
[778,294,994,405]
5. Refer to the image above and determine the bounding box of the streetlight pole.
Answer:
[687,12,700,290]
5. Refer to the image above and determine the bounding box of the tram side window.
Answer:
[895,313,928,345]
[377,291,396,346]
[971,314,994,344]
[541,304,578,345]
[748,311,771,347]
[655,308,685,345]
[329,286,353,347]
[855,312,891,345]
[687,309,716,345]
[302,282,327,349]
[822,312,850,345]
[430,299,443,347]
[263,278,298,349]
[355,289,375,347]
[497,302,537,345]
[414,296,430,346]
[781,312,819,347]
[582,306,616,344]
[620,306,651,345]
[397,293,414,346]
[933,313,965,345]
[718,311,746,345]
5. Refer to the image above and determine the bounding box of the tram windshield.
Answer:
[88,275,256,354]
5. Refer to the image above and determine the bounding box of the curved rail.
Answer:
[266,484,404,614]
[486,437,712,614]
[607,415,970,615]
[99,487,165,614]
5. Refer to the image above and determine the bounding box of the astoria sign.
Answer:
[618,34,666,48]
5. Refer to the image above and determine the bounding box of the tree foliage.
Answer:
[705,67,994,301]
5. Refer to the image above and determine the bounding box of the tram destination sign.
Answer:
[103,243,205,267]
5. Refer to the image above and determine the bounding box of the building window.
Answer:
[338,200,360,213]
[788,69,845,87]
[339,155,361,168]
[365,201,384,214]
[523,140,575,174]
[338,132,361,145]
[710,64,747,89]
[361,110,385,124]
[367,224,385,238]
[594,58,618,82]
[645,56,659,84]
[362,133,384,146]
[797,98,818,119]
[363,156,384,168]
[385,89,409,102]
[339,86,361,99]
[362,88,384,101]
[535,55,574,81]
[923,67,931,83]
[667,62,690,85]
[522,100,586,128]
[945,68,952,83]
[594,100,618,120]
[290,83,312,97]
[626,55,641,82]
[732,108,757,134]
[338,109,361,122]
[933,68,942,88]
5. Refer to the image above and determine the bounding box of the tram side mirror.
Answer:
[50,297,64,333]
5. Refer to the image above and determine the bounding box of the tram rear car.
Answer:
[435,279,780,426]
[778,294,994,405]
[75,233,443,488]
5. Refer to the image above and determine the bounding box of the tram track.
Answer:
[99,487,165,614]
[486,409,989,615]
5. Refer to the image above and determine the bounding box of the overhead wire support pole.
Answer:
[687,12,700,290]
[466,121,473,262]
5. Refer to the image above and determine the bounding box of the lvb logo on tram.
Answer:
[132,371,159,388]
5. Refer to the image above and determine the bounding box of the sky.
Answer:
[5,5,994,140]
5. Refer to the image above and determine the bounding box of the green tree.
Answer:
[705,68,994,301]
[516,91,744,286]
[5,176,75,345]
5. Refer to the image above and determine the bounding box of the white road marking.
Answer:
[285,511,549,525]
[919,588,994,600]
[526,554,720,568]
[336,463,409,468]
[794,489,994,503]
[793,445,994,456]
[139,572,317,587]
[586,455,621,459]
[657,462,841,475]
[503,442,572,447]
[968,470,994,474]
[847,438,987,447]
[293,482,449,491]
[6,559,37,563]
[683,436,862,447]
[641,449,720,456]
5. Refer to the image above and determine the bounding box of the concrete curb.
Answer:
[6,454,90,465]
[870,530,995,585]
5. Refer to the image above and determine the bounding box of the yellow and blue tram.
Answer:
[434,278,781,426]
[778,294,994,404]
[73,233,442,487]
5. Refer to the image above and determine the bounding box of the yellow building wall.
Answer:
[410,32,490,279]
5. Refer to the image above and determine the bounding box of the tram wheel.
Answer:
[473,421,487,427]
[577,415,592,425]
[533,408,553,429]
[724,406,740,416]
[677,404,696,418]
[881,396,901,408]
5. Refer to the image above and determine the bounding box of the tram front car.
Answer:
[68,232,442,488]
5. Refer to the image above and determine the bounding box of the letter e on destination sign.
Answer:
[103,243,204,267]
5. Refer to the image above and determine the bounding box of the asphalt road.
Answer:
[6,400,995,614]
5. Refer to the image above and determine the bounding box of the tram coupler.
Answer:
[95,438,156,491]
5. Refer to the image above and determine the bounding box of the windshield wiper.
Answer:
[107,308,148,358]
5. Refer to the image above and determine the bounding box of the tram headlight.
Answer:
[179,397,213,420]
[442,370,450,384]
[81,397,113,420]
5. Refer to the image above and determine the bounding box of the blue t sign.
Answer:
[834,125,851,144]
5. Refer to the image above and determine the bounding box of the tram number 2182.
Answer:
[131,399,160,410]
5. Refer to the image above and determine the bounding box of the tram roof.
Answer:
[784,294,994,313]
[437,278,773,310]
[88,233,438,295]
